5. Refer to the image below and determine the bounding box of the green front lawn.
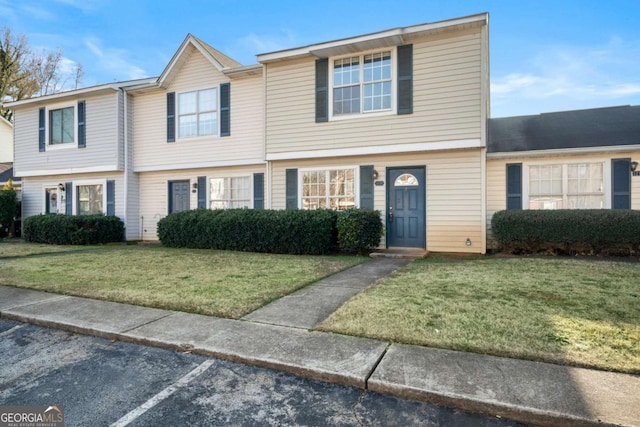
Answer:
[0,245,365,318]
[318,256,640,374]
[0,240,105,258]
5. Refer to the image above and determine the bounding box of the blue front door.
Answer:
[387,167,426,248]
[169,181,190,213]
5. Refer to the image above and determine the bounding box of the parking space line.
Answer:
[110,359,215,427]
[0,324,25,337]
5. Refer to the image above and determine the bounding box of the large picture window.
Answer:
[178,88,217,138]
[302,168,356,210]
[49,106,74,145]
[77,184,103,215]
[332,51,392,117]
[210,176,251,209]
[528,162,604,209]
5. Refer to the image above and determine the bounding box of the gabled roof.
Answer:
[158,34,244,87]
[0,116,12,128]
[0,163,20,184]
[488,105,640,153]
[257,13,488,63]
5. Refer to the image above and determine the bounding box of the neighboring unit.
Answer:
[486,105,640,247]
[259,13,490,253]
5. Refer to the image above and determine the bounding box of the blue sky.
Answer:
[1,0,639,117]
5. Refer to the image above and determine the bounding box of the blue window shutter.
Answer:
[506,163,522,210]
[166,92,176,142]
[253,173,264,210]
[612,158,631,209]
[65,182,73,215]
[285,169,298,210]
[106,180,115,216]
[315,58,328,122]
[220,83,230,137]
[77,100,86,148]
[197,176,206,209]
[359,165,374,210]
[397,44,413,115]
[38,107,46,152]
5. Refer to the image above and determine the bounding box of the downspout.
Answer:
[122,87,129,240]
[263,63,271,209]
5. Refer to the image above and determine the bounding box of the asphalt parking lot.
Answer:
[0,319,528,426]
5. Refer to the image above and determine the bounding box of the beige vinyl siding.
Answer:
[132,46,264,171]
[0,120,12,163]
[265,28,482,155]
[13,92,121,176]
[21,172,125,220]
[486,151,640,247]
[139,164,266,240]
[270,148,484,253]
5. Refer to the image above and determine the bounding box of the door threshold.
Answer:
[370,247,428,259]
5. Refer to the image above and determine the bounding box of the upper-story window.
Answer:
[49,106,75,145]
[332,51,393,117]
[178,88,217,138]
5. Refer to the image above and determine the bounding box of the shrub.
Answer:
[158,209,338,255]
[336,209,383,254]
[0,187,18,238]
[23,214,125,245]
[491,209,640,255]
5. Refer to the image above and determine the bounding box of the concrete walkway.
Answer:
[243,258,409,329]
[1,279,639,426]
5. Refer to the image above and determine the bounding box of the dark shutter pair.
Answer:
[62,180,115,215]
[196,174,264,209]
[167,83,230,142]
[315,45,413,122]
[38,101,86,151]
[505,159,631,210]
[285,165,374,210]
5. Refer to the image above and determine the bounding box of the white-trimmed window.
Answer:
[331,50,393,118]
[301,168,356,210]
[49,106,75,145]
[178,88,217,138]
[44,187,61,214]
[210,176,251,209]
[72,180,106,215]
[527,162,605,209]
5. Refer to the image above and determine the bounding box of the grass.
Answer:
[318,256,640,374]
[0,245,365,319]
[0,239,106,258]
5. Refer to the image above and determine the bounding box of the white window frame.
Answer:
[208,174,253,209]
[177,88,218,140]
[42,184,64,214]
[522,160,611,209]
[45,101,78,151]
[328,48,397,121]
[298,166,360,210]
[72,179,107,215]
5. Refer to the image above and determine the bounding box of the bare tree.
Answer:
[0,27,84,121]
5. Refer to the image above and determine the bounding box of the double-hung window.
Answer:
[528,162,605,209]
[77,184,104,215]
[178,88,217,138]
[301,168,356,210]
[332,51,392,117]
[49,106,74,145]
[210,176,251,209]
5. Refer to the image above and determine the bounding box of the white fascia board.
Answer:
[486,144,640,160]
[257,13,488,63]
[266,139,482,161]
[4,85,118,108]
[158,35,225,87]
[134,158,266,173]
[16,165,121,177]
[223,64,263,78]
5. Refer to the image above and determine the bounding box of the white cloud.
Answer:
[237,30,297,55]
[492,37,640,116]
[19,4,56,21]
[52,0,103,13]
[84,37,148,81]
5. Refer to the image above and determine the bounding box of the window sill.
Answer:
[46,143,78,151]
[329,109,395,122]
[176,134,219,142]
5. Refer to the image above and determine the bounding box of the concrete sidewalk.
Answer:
[1,284,638,427]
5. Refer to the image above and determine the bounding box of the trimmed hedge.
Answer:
[158,208,384,255]
[491,209,640,255]
[336,209,383,254]
[23,214,125,245]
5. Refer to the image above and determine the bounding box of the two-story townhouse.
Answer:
[0,116,20,194]
[258,13,489,254]
[486,105,640,248]
[127,35,265,240]
[6,78,155,240]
